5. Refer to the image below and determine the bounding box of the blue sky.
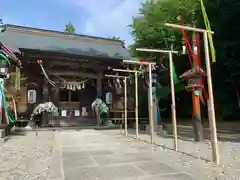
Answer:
[1,0,142,45]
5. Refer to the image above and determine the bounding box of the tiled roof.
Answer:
[0,24,131,60]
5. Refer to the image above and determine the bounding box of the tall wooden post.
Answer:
[169,52,178,151]
[148,64,154,144]
[124,77,128,136]
[42,77,49,127]
[152,71,158,131]
[164,23,219,163]
[203,31,219,164]
[135,71,139,140]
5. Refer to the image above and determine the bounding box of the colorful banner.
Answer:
[200,0,216,63]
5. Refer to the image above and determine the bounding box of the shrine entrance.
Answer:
[58,79,97,118]
[19,49,126,126]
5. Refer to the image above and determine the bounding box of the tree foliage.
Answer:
[130,0,202,59]
[64,22,76,34]
[108,36,121,40]
[130,0,240,118]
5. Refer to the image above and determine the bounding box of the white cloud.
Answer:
[61,0,142,45]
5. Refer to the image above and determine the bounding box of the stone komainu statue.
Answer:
[25,102,58,129]
[91,98,109,125]
[29,102,58,120]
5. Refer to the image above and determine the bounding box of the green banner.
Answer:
[200,0,216,63]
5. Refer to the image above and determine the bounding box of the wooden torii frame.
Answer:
[136,48,179,151]
[165,23,219,164]
[105,74,129,136]
[122,60,156,144]
[112,68,140,140]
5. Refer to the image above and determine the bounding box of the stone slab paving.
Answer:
[48,129,240,180]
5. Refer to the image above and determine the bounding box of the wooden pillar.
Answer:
[41,77,49,127]
[169,52,178,151]
[43,78,49,102]
[148,64,154,144]
[51,86,60,106]
[135,72,139,139]
[97,74,102,98]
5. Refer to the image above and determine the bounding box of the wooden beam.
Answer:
[123,59,156,65]
[25,55,111,72]
[113,69,140,73]
[136,48,178,54]
[105,74,129,79]
[22,49,123,65]
[49,63,107,72]
[165,23,214,34]
[49,61,80,67]
[49,71,99,79]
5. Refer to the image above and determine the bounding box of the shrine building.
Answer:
[0,24,131,126]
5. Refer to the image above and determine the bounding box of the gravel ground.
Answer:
[0,127,239,180]
[111,129,240,180]
[0,130,54,180]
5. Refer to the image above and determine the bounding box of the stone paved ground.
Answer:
[0,130,54,180]
[48,129,240,180]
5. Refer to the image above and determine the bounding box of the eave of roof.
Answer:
[0,41,21,67]
[0,24,131,60]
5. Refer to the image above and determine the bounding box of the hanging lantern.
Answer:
[28,89,37,104]
[0,59,9,78]
[105,92,112,105]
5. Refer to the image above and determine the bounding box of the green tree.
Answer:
[130,0,240,118]
[108,36,121,40]
[130,0,202,59]
[64,22,76,34]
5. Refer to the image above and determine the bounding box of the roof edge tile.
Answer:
[5,24,125,47]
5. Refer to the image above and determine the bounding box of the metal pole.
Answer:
[169,52,178,151]
[124,77,128,136]
[203,31,219,164]
[135,71,139,140]
[148,64,154,144]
